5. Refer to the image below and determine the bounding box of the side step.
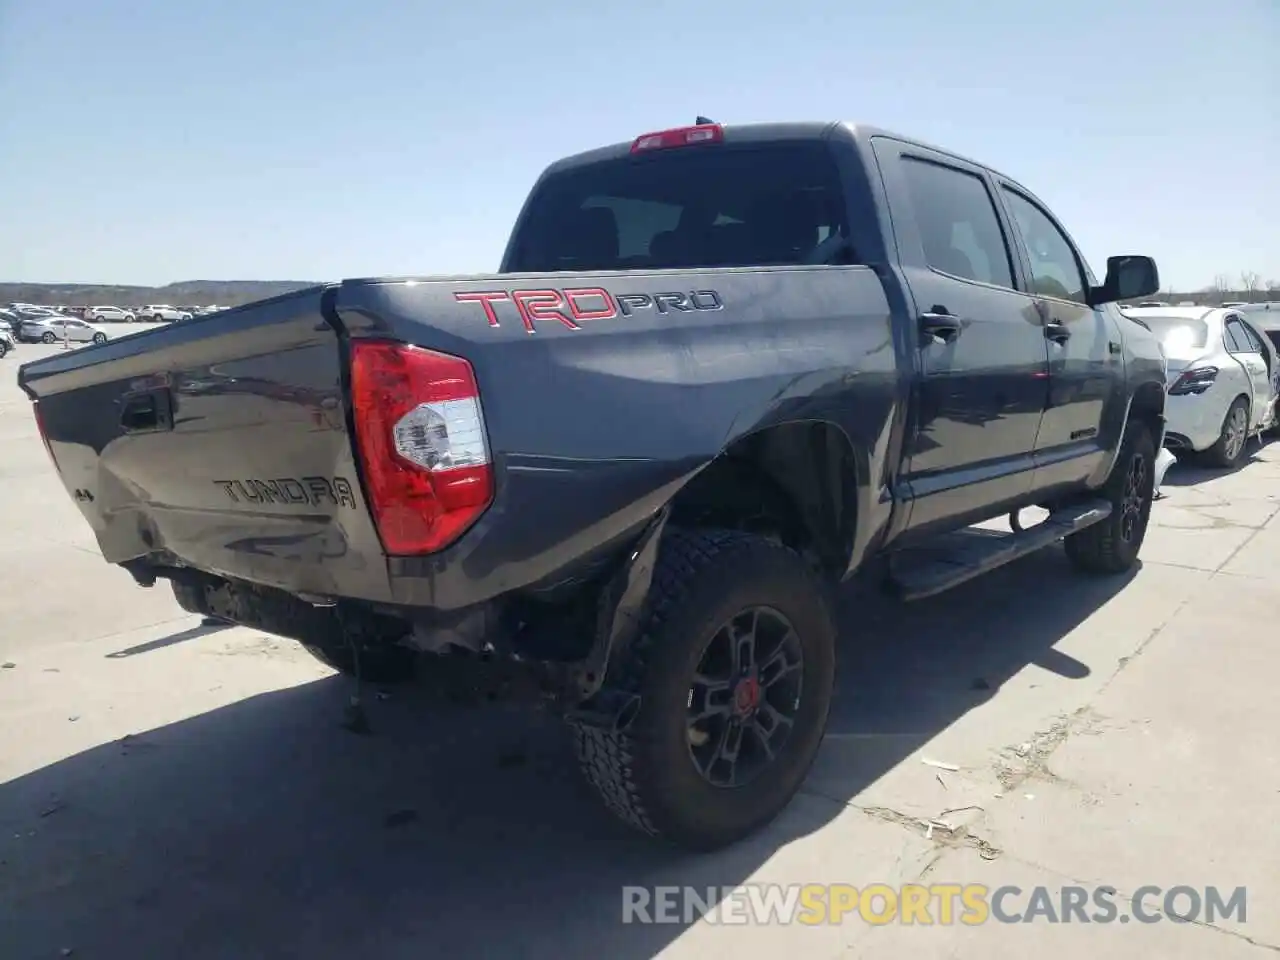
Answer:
[886,499,1112,602]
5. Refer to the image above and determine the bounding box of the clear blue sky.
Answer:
[2,0,1276,292]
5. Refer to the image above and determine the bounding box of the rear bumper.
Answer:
[1163,392,1226,452]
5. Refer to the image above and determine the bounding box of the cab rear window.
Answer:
[504,142,854,273]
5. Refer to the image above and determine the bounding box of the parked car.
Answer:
[1126,306,1278,466]
[139,305,192,322]
[1235,301,1280,338]
[17,119,1165,852]
[0,308,18,334]
[83,305,137,323]
[18,315,108,345]
[0,325,15,358]
[12,304,62,319]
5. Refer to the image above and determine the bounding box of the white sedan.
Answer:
[1127,306,1279,467]
[19,315,109,345]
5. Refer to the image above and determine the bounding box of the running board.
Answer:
[886,499,1113,602]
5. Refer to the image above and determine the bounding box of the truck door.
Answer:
[871,138,1049,538]
[995,183,1122,489]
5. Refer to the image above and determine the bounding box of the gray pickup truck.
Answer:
[18,119,1166,851]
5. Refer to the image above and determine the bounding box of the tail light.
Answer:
[32,402,56,463]
[1168,366,1218,396]
[631,123,724,153]
[349,340,493,556]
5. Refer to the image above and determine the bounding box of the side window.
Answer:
[900,157,1015,289]
[1239,322,1266,354]
[1000,189,1088,304]
[1224,319,1253,354]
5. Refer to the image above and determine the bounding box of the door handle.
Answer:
[1044,321,1071,344]
[919,312,962,344]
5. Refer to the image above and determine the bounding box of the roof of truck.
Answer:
[541,121,1024,187]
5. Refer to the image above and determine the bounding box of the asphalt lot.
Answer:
[2,336,1278,959]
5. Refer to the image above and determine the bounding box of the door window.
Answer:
[1237,320,1267,354]
[1001,189,1088,303]
[900,157,1015,289]
[1224,319,1254,354]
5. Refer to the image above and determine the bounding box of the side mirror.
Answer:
[1088,255,1159,307]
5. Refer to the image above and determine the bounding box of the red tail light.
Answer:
[1168,366,1218,396]
[32,402,55,463]
[349,340,493,556]
[631,123,724,153]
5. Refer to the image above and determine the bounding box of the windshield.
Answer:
[1141,315,1209,353]
[504,142,853,273]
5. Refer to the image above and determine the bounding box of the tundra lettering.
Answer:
[214,477,357,509]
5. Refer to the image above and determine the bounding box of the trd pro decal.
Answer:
[454,287,723,333]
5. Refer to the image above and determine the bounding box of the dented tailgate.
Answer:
[17,286,397,603]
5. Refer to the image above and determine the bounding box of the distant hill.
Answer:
[0,280,318,309]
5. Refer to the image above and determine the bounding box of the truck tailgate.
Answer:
[18,286,396,603]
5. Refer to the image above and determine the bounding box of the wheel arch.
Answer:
[1129,378,1167,446]
[665,419,864,579]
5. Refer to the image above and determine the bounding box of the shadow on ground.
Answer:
[0,547,1133,959]
[104,622,233,659]
[1159,433,1278,489]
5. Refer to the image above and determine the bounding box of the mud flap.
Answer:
[562,506,670,724]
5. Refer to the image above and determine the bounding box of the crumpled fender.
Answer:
[561,505,670,726]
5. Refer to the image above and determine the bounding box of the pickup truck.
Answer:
[17,120,1166,852]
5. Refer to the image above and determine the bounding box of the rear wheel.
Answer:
[1200,396,1250,468]
[0,339,7,359]
[1064,418,1156,575]
[572,528,836,851]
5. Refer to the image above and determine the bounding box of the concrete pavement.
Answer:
[1,343,1277,958]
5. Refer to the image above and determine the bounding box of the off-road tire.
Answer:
[572,527,837,851]
[1064,419,1156,575]
[1199,396,1251,469]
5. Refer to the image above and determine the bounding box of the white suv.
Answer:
[140,305,192,322]
[83,305,137,323]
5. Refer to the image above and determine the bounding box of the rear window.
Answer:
[1143,315,1209,351]
[504,142,853,273]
